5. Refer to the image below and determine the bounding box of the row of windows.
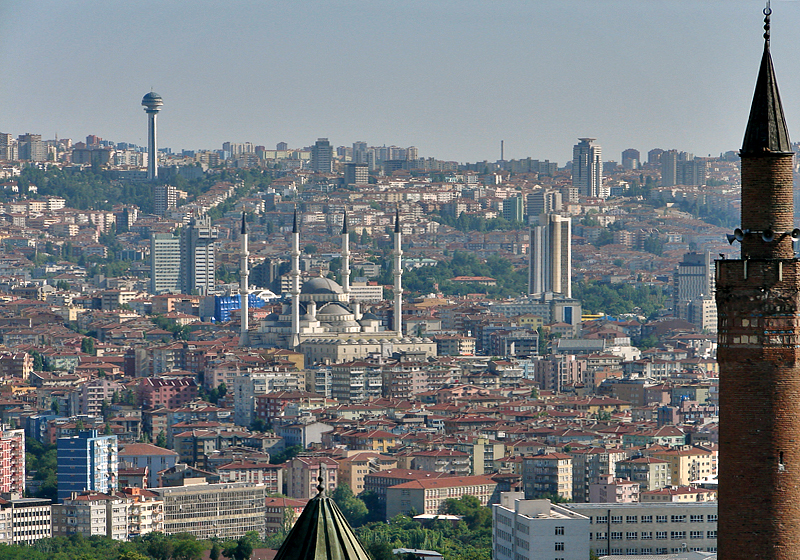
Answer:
[593,531,717,540]
[592,513,717,524]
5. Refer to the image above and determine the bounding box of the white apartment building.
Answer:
[53,492,128,541]
[153,482,266,539]
[565,502,718,556]
[493,493,590,560]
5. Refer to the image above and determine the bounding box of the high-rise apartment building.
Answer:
[716,9,800,559]
[572,138,604,198]
[154,184,177,216]
[311,138,333,173]
[150,233,181,294]
[17,133,45,162]
[57,430,118,502]
[180,216,218,296]
[344,163,368,185]
[0,429,25,496]
[352,141,368,164]
[502,195,524,222]
[673,251,714,321]
[529,214,571,297]
[621,148,640,170]
[0,133,15,161]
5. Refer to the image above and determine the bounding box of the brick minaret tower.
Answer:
[717,5,800,559]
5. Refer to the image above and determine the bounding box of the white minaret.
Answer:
[239,212,249,347]
[290,207,301,349]
[141,91,163,180]
[342,210,351,296]
[393,208,403,334]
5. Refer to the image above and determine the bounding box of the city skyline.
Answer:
[3,1,800,163]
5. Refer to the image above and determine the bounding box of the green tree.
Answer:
[210,542,222,560]
[222,532,258,560]
[331,483,368,527]
[172,537,204,560]
[81,337,96,356]
[156,430,167,448]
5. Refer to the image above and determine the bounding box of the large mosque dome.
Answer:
[301,277,343,295]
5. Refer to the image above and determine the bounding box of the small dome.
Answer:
[360,312,379,321]
[301,277,343,295]
[318,303,350,316]
[265,313,279,321]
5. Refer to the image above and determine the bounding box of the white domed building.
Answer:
[255,210,436,366]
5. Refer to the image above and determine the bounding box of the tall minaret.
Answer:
[342,210,351,297]
[239,212,249,347]
[290,207,301,349]
[716,5,800,559]
[141,91,163,180]
[393,208,403,334]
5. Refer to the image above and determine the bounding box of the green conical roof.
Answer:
[273,484,371,560]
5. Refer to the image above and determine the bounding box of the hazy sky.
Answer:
[2,0,799,164]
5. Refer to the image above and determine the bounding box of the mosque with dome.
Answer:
[254,210,437,365]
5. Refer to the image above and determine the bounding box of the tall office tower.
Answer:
[527,189,563,222]
[352,141,368,164]
[647,148,664,165]
[239,212,250,347]
[311,138,333,173]
[529,214,571,297]
[621,148,640,170]
[660,150,679,186]
[153,184,177,216]
[716,8,800,559]
[17,133,44,162]
[0,429,25,495]
[180,215,219,296]
[673,251,714,320]
[57,430,118,502]
[571,138,604,198]
[344,163,369,186]
[141,91,163,180]
[276,141,288,151]
[0,133,14,161]
[150,233,181,294]
[502,195,524,222]
[393,209,403,333]
[677,158,708,186]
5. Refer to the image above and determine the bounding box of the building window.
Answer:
[656,515,667,523]
[554,543,564,551]
[555,526,564,535]
[641,532,652,540]
[626,532,637,540]
[690,515,704,523]
[707,531,717,539]
[690,531,704,539]
[611,516,622,524]
[707,515,717,523]
[641,515,653,523]
[656,532,667,540]
[626,516,638,523]
[611,532,622,540]
[671,515,686,523]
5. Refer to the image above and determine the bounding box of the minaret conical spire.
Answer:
[240,211,247,235]
[292,206,298,234]
[741,2,791,155]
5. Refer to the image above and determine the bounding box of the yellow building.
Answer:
[652,448,714,486]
